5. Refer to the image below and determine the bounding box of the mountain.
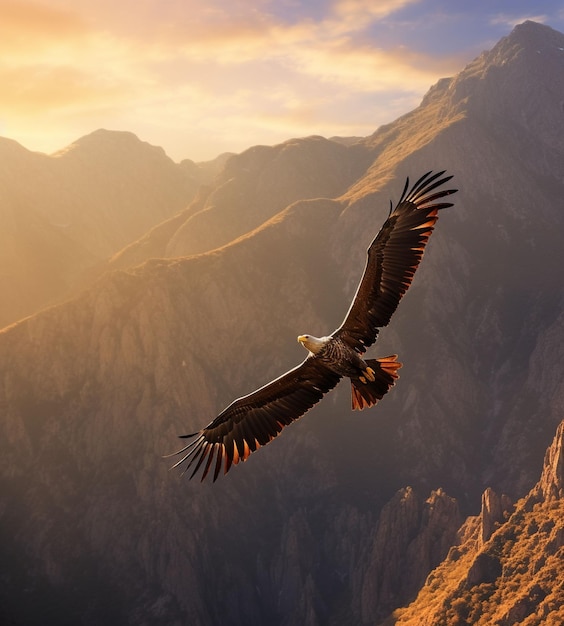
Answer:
[1,20,564,625]
[105,134,374,266]
[0,129,222,328]
[386,419,564,625]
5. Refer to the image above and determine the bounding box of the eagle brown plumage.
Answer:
[168,170,457,481]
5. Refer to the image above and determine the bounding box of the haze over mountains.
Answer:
[1,20,564,625]
[0,130,227,328]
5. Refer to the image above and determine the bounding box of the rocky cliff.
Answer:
[1,20,564,626]
[387,419,564,625]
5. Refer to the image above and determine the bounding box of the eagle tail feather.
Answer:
[351,355,402,410]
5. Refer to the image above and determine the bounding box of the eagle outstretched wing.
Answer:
[168,357,341,482]
[333,170,457,353]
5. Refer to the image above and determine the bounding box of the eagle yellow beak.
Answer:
[297,335,306,344]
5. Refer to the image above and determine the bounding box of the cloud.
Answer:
[328,0,418,34]
[0,0,89,57]
[0,0,465,160]
[2,0,440,110]
[140,0,450,93]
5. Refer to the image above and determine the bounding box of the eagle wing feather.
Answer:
[333,170,457,353]
[168,357,341,481]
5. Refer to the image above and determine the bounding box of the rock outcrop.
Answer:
[386,418,564,625]
[480,487,513,545]
[531,421,564,502]
[358,487,461,622]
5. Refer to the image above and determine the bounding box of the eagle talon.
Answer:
[365,367,376,382]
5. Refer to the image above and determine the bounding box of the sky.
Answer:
[2,0,564,162]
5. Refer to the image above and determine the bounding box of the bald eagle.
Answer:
[169,170,457,481]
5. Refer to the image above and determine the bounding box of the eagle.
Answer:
[168,170,457,482]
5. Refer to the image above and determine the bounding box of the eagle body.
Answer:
[299,334,373,379]
[168,171,457,482]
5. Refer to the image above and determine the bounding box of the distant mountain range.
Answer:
[1,20,563,625]
[0,130,227,328]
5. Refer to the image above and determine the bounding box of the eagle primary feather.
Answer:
[168,170,457,481]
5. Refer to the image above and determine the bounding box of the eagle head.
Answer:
[297,334,329,355]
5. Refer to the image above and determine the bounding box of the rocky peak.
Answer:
[414,20,564,190]
[359,487,461,622]
[504,19,564,50]
[529,420,564,503]
[450,20,564,95]
[444,21,564,162]
[479,487,513,545]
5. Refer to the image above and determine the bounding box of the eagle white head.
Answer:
[297,334,330,355]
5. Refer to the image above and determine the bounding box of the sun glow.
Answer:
[1,0,559,160]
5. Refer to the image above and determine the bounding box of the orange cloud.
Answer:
[0,63,131,114]
[0,0,88,55]
[0,0,464,160]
